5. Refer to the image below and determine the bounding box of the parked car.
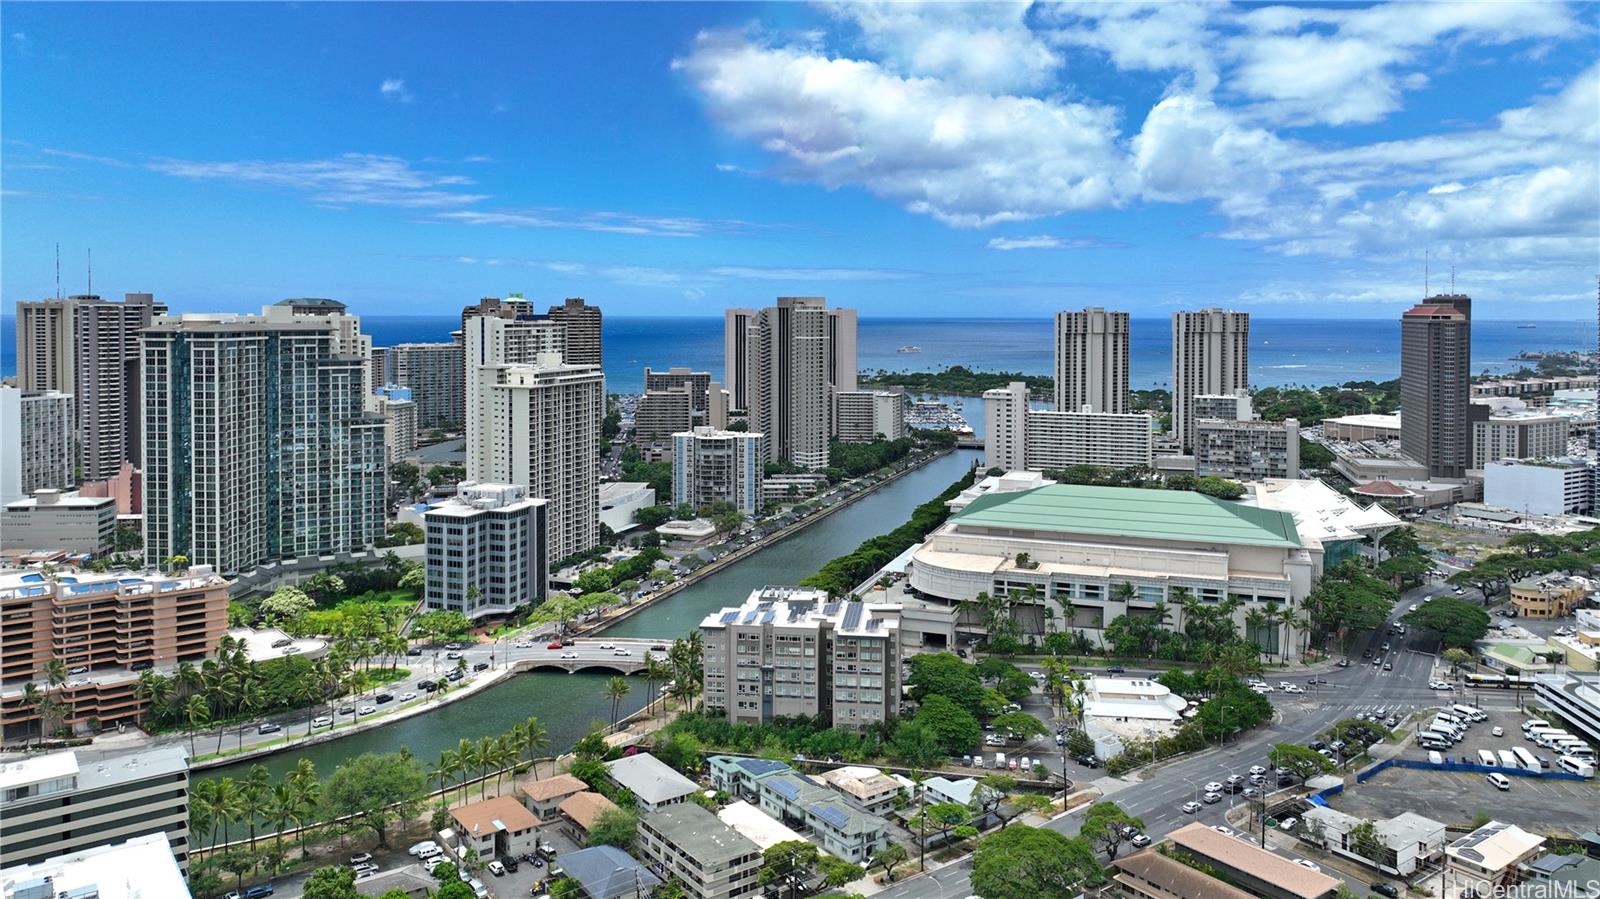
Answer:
[350,853,372,866]
[257,722,281,735]
[473,661,489,671]
[244,886,274,899]
[1130,833,1151,847]
[1181,801,1201,814]
[311,715,333,728]
[488,861,507,876]
[408,841,441,857]
[1372,883,1400,898]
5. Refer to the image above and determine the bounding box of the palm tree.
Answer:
[453,739,476,803]
[43,658,68,691]
[236,676,264,752]
[202,776,243,851]
[641,655,669,716]
[288,759,320,859]
[604,676,632,728]
[133,671,173,729]
[18,683,44,748]
[492,736,519,795]
[183,694,211,758]
[472,737,495,799]
[521,717,550,780]
[240,765,271,852]
[430,749,461,802]
[1244,608,1268,663]
[264,782,298,854]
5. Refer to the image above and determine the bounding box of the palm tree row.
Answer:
[190,758,320,859]
[662,630,703,712]
[429,716,551,806]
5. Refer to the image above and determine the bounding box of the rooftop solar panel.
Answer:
[842,602,863,630]
[770,779,800,800]
[811,803,851,828]
[720,611,739,624]
[743,610,760,624]
[823,602,841,615]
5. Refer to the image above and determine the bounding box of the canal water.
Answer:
[200,448,979,787]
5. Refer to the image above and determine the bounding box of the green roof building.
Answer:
[910,484,1316,658]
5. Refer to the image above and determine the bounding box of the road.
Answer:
[880,580,1455,899]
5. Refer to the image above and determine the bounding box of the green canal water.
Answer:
[199,449,978,786]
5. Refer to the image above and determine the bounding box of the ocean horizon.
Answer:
[3,313,1588,395]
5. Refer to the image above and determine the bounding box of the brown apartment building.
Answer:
[1400,294,1473,479]
[0,566,228,739]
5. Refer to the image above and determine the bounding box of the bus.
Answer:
[1465,673,1537,690]
[1497,749,1518,769]
[1557,756,1595,777]
[1511,746,1539,771]
[1477,749,1498,766]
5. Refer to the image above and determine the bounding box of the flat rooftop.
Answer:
[0,832,191,899]
[951,484,1302,549]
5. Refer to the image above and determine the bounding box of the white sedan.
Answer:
[1181,801,1202,814]
[1283,684,1305,694]
[356,705,376,716]
[560,652,578,660]
[399,692,416,701]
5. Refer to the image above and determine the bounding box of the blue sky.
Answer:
[3,1,1596,319]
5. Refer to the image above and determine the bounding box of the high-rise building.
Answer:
[463,314,568,464]
[673,426,766,517]
[1400,295,1472,479]
[1171,309,1250,452]
[460,295,534,334]
[644,367,712,414]
[834,390,906,443]
[708,380,730,430]
[1194,418,1301,480]
[547,297,603,367]
[391,342,466,428]
[700,588,901,731]
[723,308,755,413]
[1055,307,1130,414]
[13,296,79,393]
[468,352,603,562]
[0,388,75,505]
[636,386,696,445]
[734,297,858,469]
[370,385,418,463]
[1471,411,1566,469]
[0,747,193,872]
[370,345,390,393]
[983,382,1152,471]
[141,312,387,575]
[423,482,547,621]
[75,292,166,480]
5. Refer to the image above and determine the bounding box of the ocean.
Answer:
[2,314,1587,395]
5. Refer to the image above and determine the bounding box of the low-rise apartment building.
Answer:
[1300,808,1445,876]
[704,756,891,863]
[1111,848,1253,899]
[603,753,697,812]
[1167,822,1340,899]
[0,746,190,871]
[638,802,762,899]
[701,588,901,731]
[1446,821,1545,894]
[1195,417,1300,480]
[448,795,541,864]
[1,490,116,557]
[0,566,229,739]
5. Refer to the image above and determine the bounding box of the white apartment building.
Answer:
[638,802,762,899]
[984,382,1153,472]
[468,353,603,562]
[141,313,387,575]
[1172,309,1250,452]
[1055,307,1130,413]
[370,385,418,463]
[673,426,766,518]
[834,390,906,442]
[725,298,857,469]
[1193,391,1254,422]
[0,832,193,899]
[1,490,116,556]
[0,388,75,505]
[1483,458,1594,515]
[701,588,900,731]
[424,482,547,621]
[0,746,191,871]
[1195,418,1301,480]
[1472,412,1568,469]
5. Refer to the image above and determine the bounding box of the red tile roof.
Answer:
[1352,480,1414,497]
[1405,304,1466,318]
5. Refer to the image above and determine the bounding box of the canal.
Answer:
[200,448,978,787]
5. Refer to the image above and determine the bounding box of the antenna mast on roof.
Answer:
[87,248,92,296]
[54,243,60,298]
[1424,249,1430,296]
[1450,264,1456,293]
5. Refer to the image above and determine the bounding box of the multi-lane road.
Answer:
[881,581,1459,899]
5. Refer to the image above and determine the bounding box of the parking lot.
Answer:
[1337,705,1600,836]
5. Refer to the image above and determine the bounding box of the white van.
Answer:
[1451,705,1486,722]
[994,752,1006,769]
[1557,756,1595,777]
[1477,749,1497,766]
[1427,750,1443,764]
[1522,718,1549,733]
[1485,772,1512,791]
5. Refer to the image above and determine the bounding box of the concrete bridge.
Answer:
[496,637,671,676]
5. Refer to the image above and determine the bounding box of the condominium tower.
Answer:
[391,342,466,428]
[725,298,857,469]
[0,388,75,505]
[672,426,767,517]
[547,297,603,367]
[1055,307,1130,414]
[1172,309,1250,452]
[141,312,387,574]
[1400,294,1472,479]
[465,322,603,560]
[12,296,79,393]
[984,381,1152,471]
[75,292,166,479]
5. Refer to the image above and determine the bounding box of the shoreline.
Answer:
[185,447,959,770]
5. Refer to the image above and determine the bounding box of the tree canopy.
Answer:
[319,751,426,847]
[971,825,1104,899]
[914,695,982,755]
[1080,801,1145,860]
[1404,597,1490,649]
[905,652,986,718]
